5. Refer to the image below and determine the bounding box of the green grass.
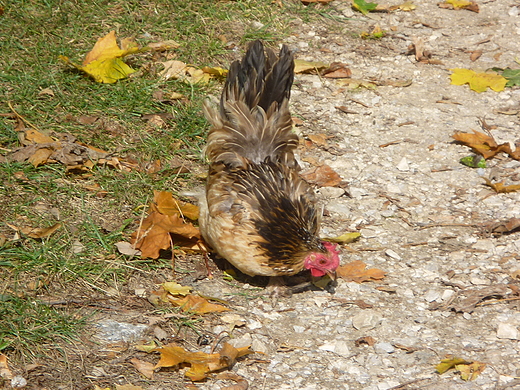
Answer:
[0,0,344,366]
[0,294,85,354]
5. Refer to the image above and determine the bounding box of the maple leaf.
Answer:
[154,342,253,381]
[162,281,192,296]
[151,190,199,220]
[352,0,378,15]
[168,294,230,314]
[450,68,507,93]
[501,68,520,87]
[60,31,139,83]
[337,260,386,283]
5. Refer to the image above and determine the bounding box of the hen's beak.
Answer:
[326,269,337,281]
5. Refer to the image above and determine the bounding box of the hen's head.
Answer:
[303,241,340,278]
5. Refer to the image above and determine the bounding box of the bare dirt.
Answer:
[14,1,520,389]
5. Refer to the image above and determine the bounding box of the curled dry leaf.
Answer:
[168,294,230,315]
[216,372,249,390]
[7,222,62,239]
[452,130,520,160]
[154,342,253,381]
[301,164,343,187]
[337,260,386,283]
[483,178,520,194]
[129,358,154,380]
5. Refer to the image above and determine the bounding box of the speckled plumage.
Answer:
[199,40,338,278]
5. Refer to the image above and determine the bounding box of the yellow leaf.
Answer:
[436,357,469,374]
[202,66,228,80]
[162,282,192,296]
[325,232,361,244]
[446,0,471,8]
[450,68,507,93]
[337,260,386,283]
[168,294,230,314]
[456,362,486,381]
[294,59,328,74]
[60,31,138,83]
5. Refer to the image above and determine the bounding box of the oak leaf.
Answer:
[337,260,386,283]
[450,68,506,93]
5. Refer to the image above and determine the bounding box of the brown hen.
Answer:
[199,40,340,283]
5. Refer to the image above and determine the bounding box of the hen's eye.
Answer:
[319,258,327,265]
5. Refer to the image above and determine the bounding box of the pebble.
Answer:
[352,311,383,331]
[385,249,401,260]
[496,323,519,340]
[374,342,395,354]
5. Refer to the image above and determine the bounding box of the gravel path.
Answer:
[194,2,520,389]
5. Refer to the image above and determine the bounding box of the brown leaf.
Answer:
[0,353,13,380]
[322,62,352,78]
[152,190,199,220]
[216,372,249,390]
[168,294,230,314]
[9,222,62,239]
[130,358,154,379]
[483,178,520,193]
[470,50,482,61]
[301,164,342,187]
[337,260,386,283]
[154,342,252,381]
[488,217,520,234]
[355,336,376,347]
[306,133,329,147]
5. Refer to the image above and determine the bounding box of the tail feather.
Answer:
[204,40,297,168]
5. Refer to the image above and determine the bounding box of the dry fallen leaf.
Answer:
[294,59,328,74]
[301,164,342,187]
[483,178,520,194]
[436,356,469,374]
[450,68,506,93]
[456,361,486,381]
[154,342,253,381]
[130,358,154,380]
[0,353,13,380]
[325,232,361,244]
[452,130,520,160]
[162,281,192,296]
[60,31,139,83]
[130,191,202,259]
[7,222,62,239]
[168,294,230,314]
[337,260,386,283]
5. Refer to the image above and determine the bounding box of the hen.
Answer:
[199,40,340,284]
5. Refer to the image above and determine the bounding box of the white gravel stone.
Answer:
[496,323,519,340]
[352,311,383,331]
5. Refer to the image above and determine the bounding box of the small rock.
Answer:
[246,320,263,330]
[396,157,409,171]
[374,342,395,354]
[424,289,440,303]
[293,325,306,333]
[441,289,455,301]
[251,338,269,354]
[385,249,401,260]
[319,340,350,357]
[352,311,383,331]
[319,187,345,198]
[11,376,27,389]
[497,323,519,340]
[228,333,252,349]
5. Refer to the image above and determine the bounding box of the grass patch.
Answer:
[0,295,85,354]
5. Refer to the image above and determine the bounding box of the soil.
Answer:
[11,1,520,389]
